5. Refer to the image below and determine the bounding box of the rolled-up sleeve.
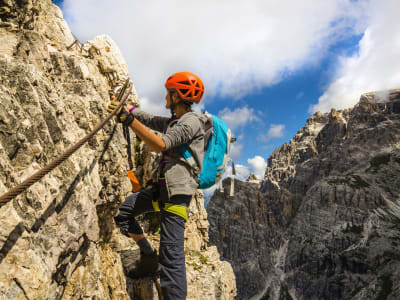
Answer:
[161,114,201,150]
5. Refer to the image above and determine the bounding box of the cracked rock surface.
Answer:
[0,0,236,299]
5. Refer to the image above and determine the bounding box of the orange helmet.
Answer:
[165,71,204,103]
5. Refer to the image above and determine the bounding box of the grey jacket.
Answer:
[131,109,207,197]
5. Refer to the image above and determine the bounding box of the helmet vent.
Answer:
[166,72,204,102]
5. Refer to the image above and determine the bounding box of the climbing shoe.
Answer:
[128,249,159,278]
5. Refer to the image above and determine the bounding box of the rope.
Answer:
[123,124,133,170]
[0,78,132,207]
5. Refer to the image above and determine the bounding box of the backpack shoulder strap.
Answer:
[203,113,213,150]
[178,144,200,175]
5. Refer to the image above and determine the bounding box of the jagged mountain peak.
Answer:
[208,89,400,299]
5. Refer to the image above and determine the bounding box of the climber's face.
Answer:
[165,90,177,109]
[165,90,172,109]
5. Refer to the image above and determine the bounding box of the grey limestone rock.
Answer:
[208,90,400,299]
[0,0,236,299]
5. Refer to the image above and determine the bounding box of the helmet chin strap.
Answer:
[169,92,177,117]
[170,103,176,117]
[169,91,192,117]
[169,90,184,117]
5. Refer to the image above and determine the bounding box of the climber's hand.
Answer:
[107,97,135,125]
[107,96,121,114]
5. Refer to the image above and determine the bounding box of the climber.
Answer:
[108,71,207,300]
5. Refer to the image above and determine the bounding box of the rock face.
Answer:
[113,191,236,300]
[208,90,400,299]
[185,192,236,300]
[0,1,235,299]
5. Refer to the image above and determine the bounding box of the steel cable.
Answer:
[0,79,132,207]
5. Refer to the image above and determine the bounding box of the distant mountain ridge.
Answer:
[208,90,400,299]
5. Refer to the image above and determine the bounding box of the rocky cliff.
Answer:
[0,0,235,299]
[208,90,400,299]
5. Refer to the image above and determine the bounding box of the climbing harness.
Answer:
[150,190,189,222]
[0,78,132,207]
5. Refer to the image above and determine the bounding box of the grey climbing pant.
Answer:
[114,185,191,300]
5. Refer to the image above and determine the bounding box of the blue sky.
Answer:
[53,0,400,183]
[208,34,361,162]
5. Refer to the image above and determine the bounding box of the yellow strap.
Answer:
[152,200,160,212]
[163,203,188,221]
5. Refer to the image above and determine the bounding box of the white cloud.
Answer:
[259,124,285,142]
[311,0,400,112]
[247,156,268,179]
[202,163,250,202]
[203,185,219,203]
[218,106,259,131]
[63,0,366,114]
[268,124,285,139]
[139,97,169,116]
[229,142,243,160]
[203,156,265,202]
[229,164,251,182]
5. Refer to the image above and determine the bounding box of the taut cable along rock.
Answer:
[0,79,132,207]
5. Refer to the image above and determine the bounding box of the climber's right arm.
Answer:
[126,104,169,133]
[127,118,166,153]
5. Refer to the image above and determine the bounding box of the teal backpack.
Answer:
[179,112,232,189]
